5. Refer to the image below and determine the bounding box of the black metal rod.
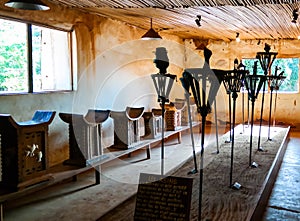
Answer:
[214,100,219,154]
[257,81,266,150]
[199,71,207,221]
[225,93,232,143]
[268,89,274,140]
[199,113,206,220]
[161,99,165,175]
[230,94,237,186]
[249,100,255,166]
[241,87,245,133]
[273,91,278,127]
[186,93,198,174]
[247,93,250,127]
[228,93,232,141]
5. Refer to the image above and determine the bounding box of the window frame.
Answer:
[0,17,76,95]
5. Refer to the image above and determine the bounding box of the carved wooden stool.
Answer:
[110,107,144,149]
[177,98,198,126]
[142,110,163,139]
[59,109,110,167]
[0,110,56,190]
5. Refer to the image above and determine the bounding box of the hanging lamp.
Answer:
[141,18,162,40]
[5,0,50,11]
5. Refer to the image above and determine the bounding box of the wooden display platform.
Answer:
[102,123,199,165]
[177,125,291,221]
[97,125,291,221]
[0,122,200,220]
[249,126,290,220]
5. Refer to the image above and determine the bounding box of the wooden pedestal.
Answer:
[110,107,144,149]
[0,111,56,191]
[59,110,110,167]
[143,111,163,139]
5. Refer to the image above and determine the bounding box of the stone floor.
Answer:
[262,130,300,221]
[2,125,300,221]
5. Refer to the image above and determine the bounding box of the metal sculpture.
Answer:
[273,73,286,127]
[213,98,220,154]
[182,47,223,220]
[196,45,221,154]
[222,66,248,187]
[151,47,176,175]
[180,76,198,174]
[224,83,232,143]
[237,61,247,133]
[256,44,277,151]
[244,61,266,166]
[267,66,285,140]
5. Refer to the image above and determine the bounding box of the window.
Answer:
[0,19,27,92]
[0,18,75,94]
[242,58,299,93]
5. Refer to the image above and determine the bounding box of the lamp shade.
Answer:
[183,68,223,115]
[141,28,162,40]
[256,44,277,75]
[141,18,162,40]
[244,62,266,102]
[222,70,248,94]
[5,0,49,10]
[151,73,176,103]
[180,72,191,93]
[270,67,286,90]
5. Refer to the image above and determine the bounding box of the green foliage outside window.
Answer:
[0,20,28,92]
[0,18,73,94]
[242,58,299,92]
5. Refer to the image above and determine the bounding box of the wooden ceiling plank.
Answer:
[87,0,111,7]
[47,0,300,40]
[117,0,150,8]
[237,7,271,38]
[267,4,294,38]
[56,0,85,7]
[169,0,188,7]
[254,5,288,38]
[133,0,151,7]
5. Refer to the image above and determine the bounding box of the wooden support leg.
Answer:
[178,132,182,144]
[146,145,151,159]
[72,175,77,182]
[95,165,101,185]
[0,203,3,221]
